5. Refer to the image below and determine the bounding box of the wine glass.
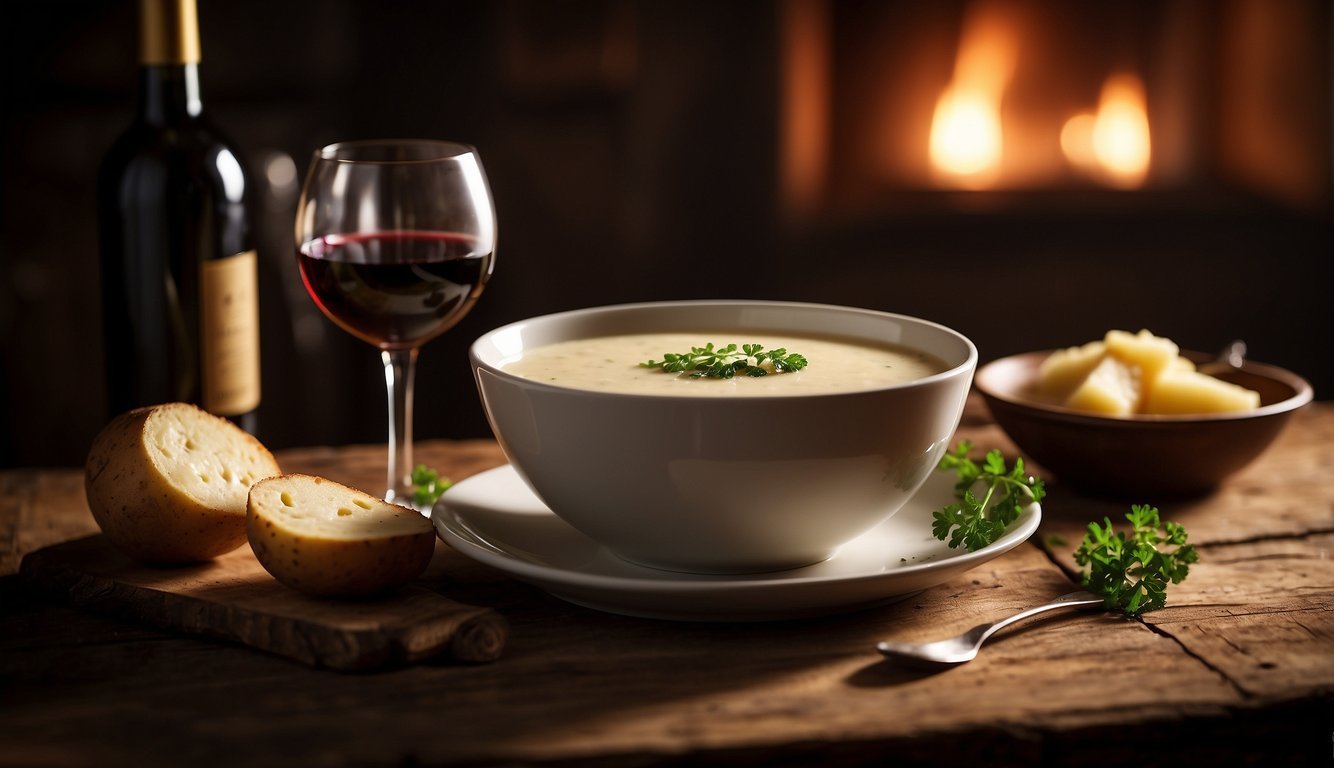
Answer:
[295,140,496,505]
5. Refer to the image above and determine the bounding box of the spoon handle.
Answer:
[977,590,1105,645]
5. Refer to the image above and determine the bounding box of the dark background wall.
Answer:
[2,0,1330,468]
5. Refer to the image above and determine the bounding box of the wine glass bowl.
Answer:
[298,231,491,350]
[296,140,496,504]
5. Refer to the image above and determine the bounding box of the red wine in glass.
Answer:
[298,231,493,350]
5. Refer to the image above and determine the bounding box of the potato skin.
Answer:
[247,523,436,597]
[84,404,278,563]
[246,474,436,597]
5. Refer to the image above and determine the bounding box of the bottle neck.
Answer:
[137,0,203,124]
[139,62,203,124]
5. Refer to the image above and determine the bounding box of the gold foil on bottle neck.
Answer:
[139,0,201,65]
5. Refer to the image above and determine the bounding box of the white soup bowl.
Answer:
[469,300,977,574]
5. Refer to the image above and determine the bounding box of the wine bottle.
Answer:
[98,0,260,432]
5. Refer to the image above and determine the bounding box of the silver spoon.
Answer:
[1198,339,1246,376]
[876,590,1105,666]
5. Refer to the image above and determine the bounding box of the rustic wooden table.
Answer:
[3,399,1331,767]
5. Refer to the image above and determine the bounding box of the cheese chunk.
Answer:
[1038,341,1106,399]
[1064,356,1140,415]
[1142,369,1262,415]
[1105,329,1179,400]
[1039,330,1260,417]
[247,474,435,596]
[84,403,281,563]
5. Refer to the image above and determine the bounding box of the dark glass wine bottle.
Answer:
[98,0,260,432]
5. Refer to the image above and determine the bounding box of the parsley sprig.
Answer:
[410,464,453,508]
[1074,505,1198,614]
[640,343,808,379]
[928,442,1197,614]
[931,440,1045,551]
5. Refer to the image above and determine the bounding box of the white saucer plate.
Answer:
[432,464,1040,621]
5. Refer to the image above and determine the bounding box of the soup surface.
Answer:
[501,332,950,396]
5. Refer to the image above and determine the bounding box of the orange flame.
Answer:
[928,4,1017,188]
[1062,74,1151,187]
[930,88,1003,179]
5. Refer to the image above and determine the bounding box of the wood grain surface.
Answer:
[2,404,1330,767]
[18,535,507,669]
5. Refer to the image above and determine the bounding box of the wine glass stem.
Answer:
[382,347,419,504]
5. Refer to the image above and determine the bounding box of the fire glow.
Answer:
[927,6,1152,190]
[1061,74,1152,188]
[928,4,1015,188]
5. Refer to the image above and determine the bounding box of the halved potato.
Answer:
[84,403,281,563]
[247,474,434,597]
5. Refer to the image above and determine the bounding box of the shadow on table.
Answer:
[845,609,1131,687]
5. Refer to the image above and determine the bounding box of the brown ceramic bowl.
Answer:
[974,351,1313,498]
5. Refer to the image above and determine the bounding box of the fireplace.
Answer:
[780,0,1329,213]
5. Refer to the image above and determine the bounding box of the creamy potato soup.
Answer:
[502,332,949,396]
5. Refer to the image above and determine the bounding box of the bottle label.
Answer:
[201,250,261,415]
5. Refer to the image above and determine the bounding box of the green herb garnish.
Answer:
[929,442,1195,613]
[640,343,808,379]
[1074,505,1198,614]
[931,440,1045,552]
[410,464,453,508]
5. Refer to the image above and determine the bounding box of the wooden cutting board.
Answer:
[19,535,507,671]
